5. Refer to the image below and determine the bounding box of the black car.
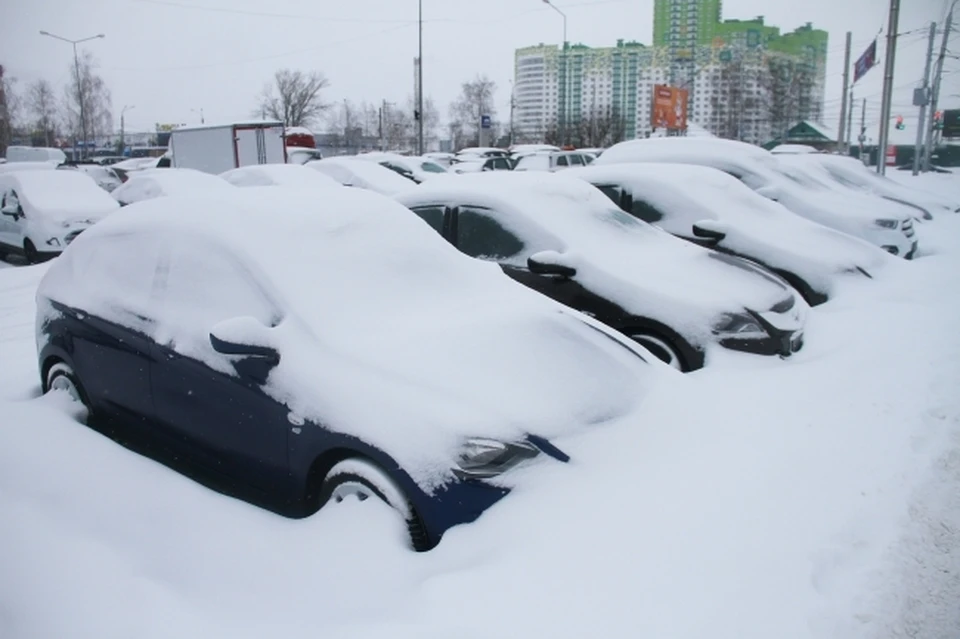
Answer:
[395,172,809,372]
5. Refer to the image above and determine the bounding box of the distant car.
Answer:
[596,138,920,259]
[451,156,514,173]
[220,164,342,189]
[286,147,324,165]
[91,156,128,166]
[5,146,67,164]
[566,163,890,305]
[59,164,123,192]
[789,153,957,218]
[423,152,456,168]
[111,157,162,173]
[456,147,511,161]
[111,168,235,205]
[354,153,449,183]
[513,151,593,172]
[0,161,59,174]
[306,157,416,195]
[509,144,560,161]
[35,186,660,551]
[0,170,119,263]
[395,171,809,371]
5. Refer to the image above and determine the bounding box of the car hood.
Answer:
[554,227,795,344]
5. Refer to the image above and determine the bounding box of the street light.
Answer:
[191,108,205,124]
[417,0,424,155]
[40,30,105,159]
[542,0,568,147]
[120,105,134,154]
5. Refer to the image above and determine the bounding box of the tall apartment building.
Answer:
[513,2,828,146]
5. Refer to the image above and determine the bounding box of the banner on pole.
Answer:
[853,40,877,83]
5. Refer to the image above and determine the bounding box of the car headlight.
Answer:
[713,312,768,338]
[874,219,899,229]
[454,438,540,480]
[45,237,61,247]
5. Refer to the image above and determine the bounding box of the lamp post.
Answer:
[120,105,134,155]
[542,0,567,147]
[191,108,205,124]
[417,0,424,155]
[40,31,105,160]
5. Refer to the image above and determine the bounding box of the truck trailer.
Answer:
[169,121,287,174]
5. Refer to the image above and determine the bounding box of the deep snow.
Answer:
[0,173,959,639]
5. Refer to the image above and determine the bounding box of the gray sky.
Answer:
[1,0,955,143]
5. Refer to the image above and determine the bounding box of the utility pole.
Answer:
[859,98,867,165]
[543,0,567,147]
[912,21,937,175]
[875,0,900,175]
[924,5,953,171]
[417,0,424,155]
[378,101,384,151]
[120,105,134,155]
[846,87,854,151]
[838,31,852,151]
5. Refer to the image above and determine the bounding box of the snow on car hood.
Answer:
[1,170,119,224]
[565,163,891,295]
[397,172,794,343]
[41,187,660,487]
[220,164,342,188]
[111,168,235,204]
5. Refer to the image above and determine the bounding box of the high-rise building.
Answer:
[514,4,828,146]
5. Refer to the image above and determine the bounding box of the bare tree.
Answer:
[0,65,21,155]
[760,54,818,144]
[61,50,112,146]
[256,69,330,128]
[449,74,498,148]
[27,79,58,147]
[545,105,627,148]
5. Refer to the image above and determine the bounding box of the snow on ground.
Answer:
[1,173,959,639]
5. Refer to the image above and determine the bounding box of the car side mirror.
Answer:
[209,316,280,382]
[528,250,577,278]
[691,221,727,243]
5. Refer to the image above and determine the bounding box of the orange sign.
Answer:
[651,84,689,131]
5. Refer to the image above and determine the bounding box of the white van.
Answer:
[5,146,67,164]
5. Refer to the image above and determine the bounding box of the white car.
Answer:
[395,171,809,371]
[354,152,449,183]
[514,151,593,172]
[787,153,957,218]
[509,144,560,160]
[5,146,66,164]
[423,152,456,168]
[59,164,123,192]
[111,157,162,173]
[112,168,235,205]
[565,163,891,305]
[596,138,919,259]
[220,164,342,189]
[305,157,416,196]
[451,156,514,174]
[0,169,119,263]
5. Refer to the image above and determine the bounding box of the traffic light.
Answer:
[895,115,905,130]
[934,111,943,130]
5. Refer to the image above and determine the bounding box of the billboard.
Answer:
[853,40,877,84]
[651,84,689,131]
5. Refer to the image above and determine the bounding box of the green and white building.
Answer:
[513,1,828,145]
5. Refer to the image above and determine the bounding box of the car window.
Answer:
[631,198,665,223]
[410,205,445,234]
[68,233,163,322]
[492,158,510,170]
[156,244,279,357]
[556,155,569,167]
[594,184,623,207]
[456,207,525,261]
[420,161,446,173]
[569,154,585,166]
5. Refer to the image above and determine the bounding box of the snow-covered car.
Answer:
[354,152,449,183]
[111,157,162,173]
[0,161,59,174]
[770,144,820,155]
[566,163,890,305]
[788,153,957,218]
[35,186,661,550]
[0,170,119,263]
[451,156,514,174]
[58,164,123,192]
[509,144,560,161]
[305,157,416,195]
[423,152,455,168]
[111,168,235,205]
[220,164,342,189]
[513,151,593,172]
[5,145,66,164]
[456,147,511,161]
[286,147,324,165]
[395,171,809,371]
[596,138,920,259]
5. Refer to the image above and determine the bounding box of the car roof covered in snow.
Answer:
[111,168,235,204]
[0,169,120,221]
[220,163,341,188]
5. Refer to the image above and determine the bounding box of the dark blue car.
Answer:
[36,187,658,550]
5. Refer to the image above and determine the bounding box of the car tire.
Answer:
[23,239,39,265]
[628,332,686,371]
[318,458,430,551]
[44,361,91,422]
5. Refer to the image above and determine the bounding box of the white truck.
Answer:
[168,121,287,174]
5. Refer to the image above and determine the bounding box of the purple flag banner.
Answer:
[853,40,877,83]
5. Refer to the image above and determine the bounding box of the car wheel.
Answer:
[629,332,685,371]
[318,458,430,551]
[23,239,39,265]
[45,362,91,421]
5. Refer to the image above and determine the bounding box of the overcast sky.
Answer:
[2,0,956,143]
